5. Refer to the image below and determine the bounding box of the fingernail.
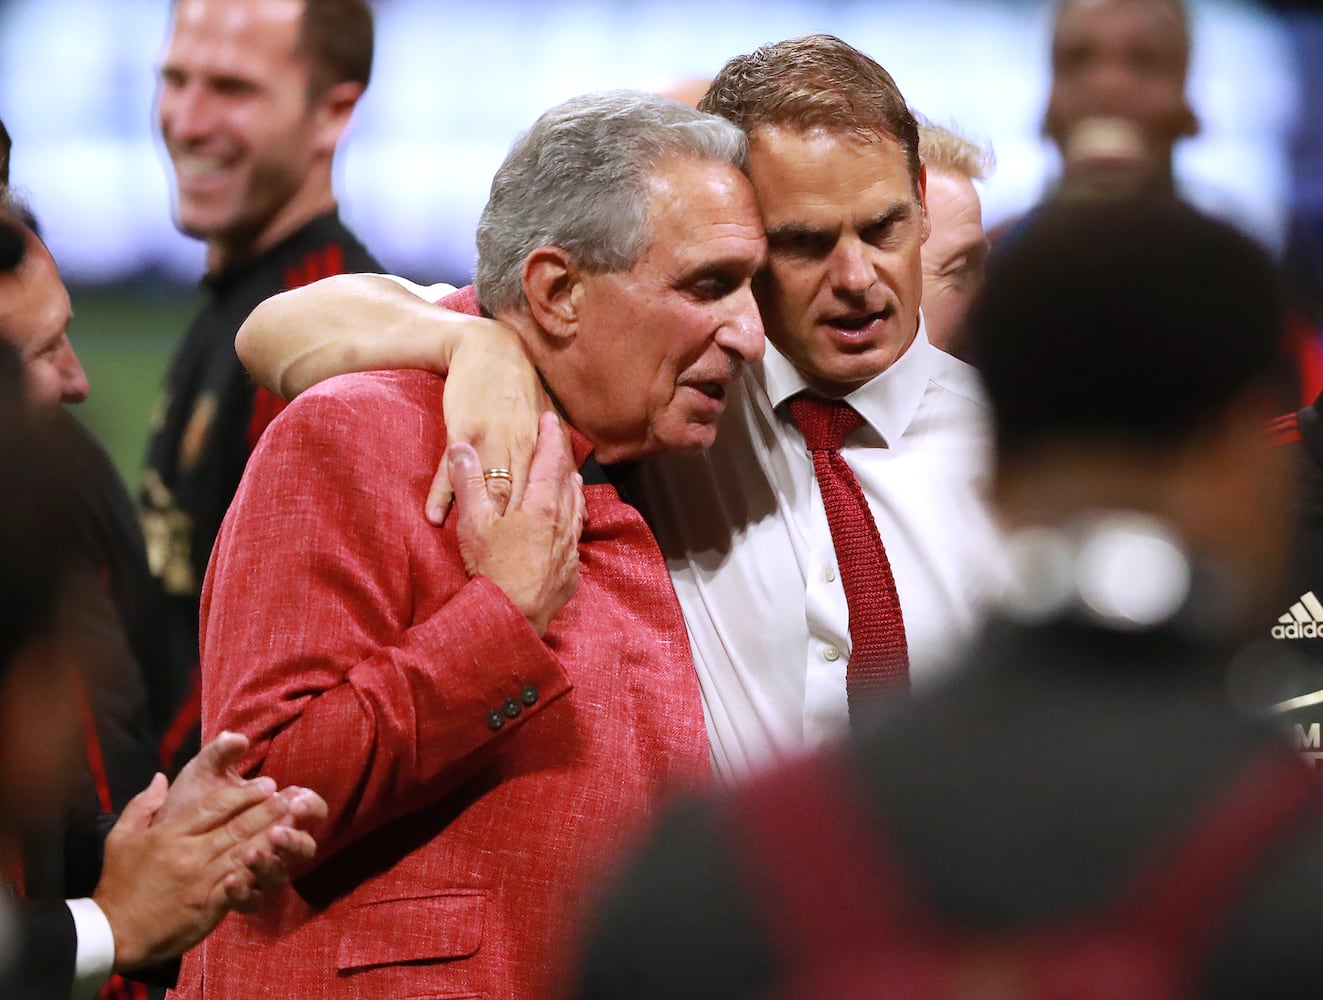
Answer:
[448,444,472,468]
[254,776,278,795]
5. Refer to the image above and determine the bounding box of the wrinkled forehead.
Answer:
[924,167,984,228]
[637,157,765,252]
[751,123,921,203]
[748,126,917,208]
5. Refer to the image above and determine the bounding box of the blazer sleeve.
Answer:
[199,378,573,865]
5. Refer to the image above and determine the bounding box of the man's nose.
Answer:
[161,82,217,143]
[828,239,876,297]
[717,286,766,364]
[58,341,89,404]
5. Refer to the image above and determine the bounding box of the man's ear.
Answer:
[311,80,365,157]
[523,246,582,345]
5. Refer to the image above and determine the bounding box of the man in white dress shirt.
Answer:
[236,39,1003,782]
[643,35,1000,778]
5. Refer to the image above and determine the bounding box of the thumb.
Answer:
[425,459,454,526]
[189,730,249,780]
[119,772,169,832]
[448,442,497,529]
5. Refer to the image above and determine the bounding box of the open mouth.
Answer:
[826,305,891,332]
[689,382,727,401]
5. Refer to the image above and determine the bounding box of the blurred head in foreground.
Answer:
[972,197,1292,631]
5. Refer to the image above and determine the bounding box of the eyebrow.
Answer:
[765,201,914,243]
[682,250,768,283]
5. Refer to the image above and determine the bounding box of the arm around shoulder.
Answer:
[236,273,468,400]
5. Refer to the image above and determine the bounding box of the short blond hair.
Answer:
[917,119,994,182]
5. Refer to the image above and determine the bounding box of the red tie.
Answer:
[789,396,909,720]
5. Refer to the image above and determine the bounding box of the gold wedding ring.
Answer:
[482,467,514,483]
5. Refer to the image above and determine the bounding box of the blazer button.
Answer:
[521,684,539,706]
[487,709,505,731]
[503,698,522,719]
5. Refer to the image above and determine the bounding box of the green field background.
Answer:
[68,282,204,491]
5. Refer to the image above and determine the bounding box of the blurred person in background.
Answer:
[141,0,382,776]
[0,192,160,824]
[1025,0,1323,403]
[0,348,326,998]
[915,120,993,361]
[1,165,162,1000]
[235,35,1005,784]
[1040,0,1197,201]
[575,196,1321,1000]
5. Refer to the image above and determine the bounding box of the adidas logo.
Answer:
[1272,591,1323,639]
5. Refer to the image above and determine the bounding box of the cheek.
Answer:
[760,263,814,319]
[23,364,60,408]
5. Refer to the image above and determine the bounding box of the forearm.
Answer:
[235,274,467,399]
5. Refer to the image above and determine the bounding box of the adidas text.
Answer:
[1273,621,1323,639]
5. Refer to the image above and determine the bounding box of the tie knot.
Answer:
[789,395,865,452]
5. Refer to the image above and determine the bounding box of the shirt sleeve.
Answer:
[66,898,113,1000]
[200,380,573,866]
[379,273,457,301]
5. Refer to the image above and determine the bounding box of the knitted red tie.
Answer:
[790,396,909,719]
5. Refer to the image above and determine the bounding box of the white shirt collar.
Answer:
[759,312,935,448]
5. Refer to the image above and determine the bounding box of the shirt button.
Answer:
[823,645,841,662]
[487,709,505,731]
[503,698,522,719]
[521,684,539,706]
[824,565,837,583]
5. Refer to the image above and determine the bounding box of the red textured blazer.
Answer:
[170,365,709,999]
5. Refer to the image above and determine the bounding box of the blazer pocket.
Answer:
[337,890,485,973]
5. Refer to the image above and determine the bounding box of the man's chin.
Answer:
[658,420,721,456]
[773,324,914,391]
[801,348,897,393]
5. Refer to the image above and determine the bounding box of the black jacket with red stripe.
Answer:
[139,212,380,774]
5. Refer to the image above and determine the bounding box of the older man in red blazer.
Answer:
[171,90,766,999]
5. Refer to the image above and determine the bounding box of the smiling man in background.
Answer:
[141,0,381,775]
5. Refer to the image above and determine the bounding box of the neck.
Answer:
[204,173,337,274]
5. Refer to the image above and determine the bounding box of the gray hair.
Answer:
[474,90,749,314]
